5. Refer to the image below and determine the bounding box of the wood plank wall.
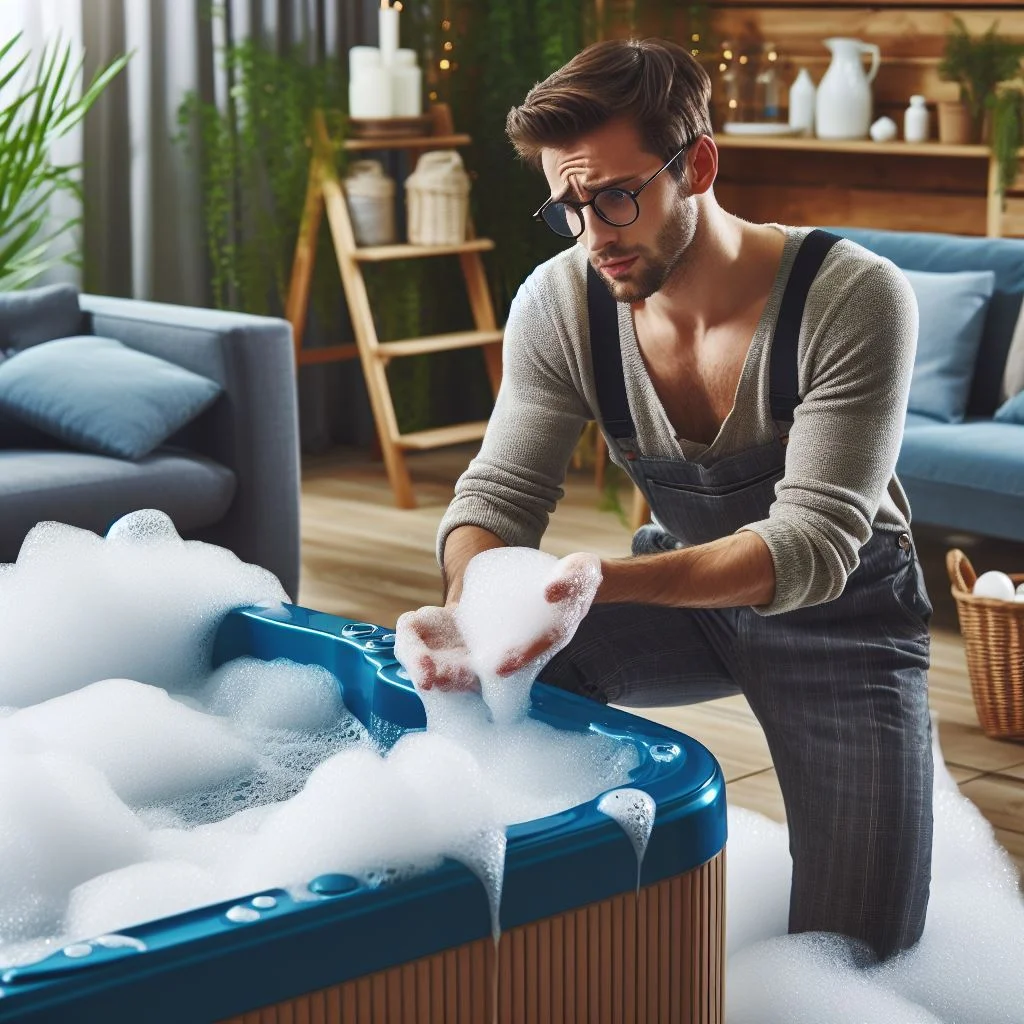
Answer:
[699,2,1024,235]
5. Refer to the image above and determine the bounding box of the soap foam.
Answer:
[455,547,600,724]
[0,515,636,966]
[724,725,1024,1022]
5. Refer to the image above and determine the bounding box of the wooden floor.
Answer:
[300,445,1024,877]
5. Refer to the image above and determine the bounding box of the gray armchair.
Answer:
[0,289,301,599]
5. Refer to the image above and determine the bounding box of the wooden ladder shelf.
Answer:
[285,105,503,509]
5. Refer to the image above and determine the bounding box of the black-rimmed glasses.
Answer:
[533,143,690,239]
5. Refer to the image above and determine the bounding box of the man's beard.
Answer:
[595,192,697,303]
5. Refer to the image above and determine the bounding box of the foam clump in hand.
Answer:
[455,547,601,724]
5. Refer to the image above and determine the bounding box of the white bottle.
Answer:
[788,68,816,136]
[904,95,929,144]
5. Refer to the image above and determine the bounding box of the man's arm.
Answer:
[442,525,507,606]
[594,530,775,608]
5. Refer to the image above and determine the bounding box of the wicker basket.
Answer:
[946,548,1024,741]
[405,150,469,246]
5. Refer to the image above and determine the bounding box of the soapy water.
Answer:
[0,513,636,968]
[2,514,1022,1024]
[597,788,656,893]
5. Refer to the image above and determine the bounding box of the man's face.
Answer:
[540,118,697,302]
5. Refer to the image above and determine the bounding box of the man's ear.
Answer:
[685,136,718,197]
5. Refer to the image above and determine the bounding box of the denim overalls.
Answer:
[545,230,934,959]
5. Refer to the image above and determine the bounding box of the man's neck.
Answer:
[634,203,772,335]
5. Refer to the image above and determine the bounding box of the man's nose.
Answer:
[580,205,618,253]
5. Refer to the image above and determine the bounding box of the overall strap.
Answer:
[587,262,637,459]
[769,228,842,423]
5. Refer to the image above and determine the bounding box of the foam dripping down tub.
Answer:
[0,604,727,1024]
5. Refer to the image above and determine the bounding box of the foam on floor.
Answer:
[723,724,1024,1023]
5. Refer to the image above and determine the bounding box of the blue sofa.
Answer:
[0,288,302,598]
[828,227,1024,545]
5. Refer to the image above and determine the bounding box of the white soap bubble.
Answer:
[727,933,944,1023]
[11,679,259,806]
[204,657,344,732]
[0,746,148,944]
[455,547,601,724]
[66,861,222,942]
[972,570,1016,601]
[724,806,791,955]
[0,514,287,706]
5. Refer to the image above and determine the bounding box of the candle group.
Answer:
[348,2,423,120]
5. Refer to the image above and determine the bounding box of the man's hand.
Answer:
[394,606,479,693]
[493,552,603,676]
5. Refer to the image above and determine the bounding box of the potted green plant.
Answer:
[937,17,1024,146]
[991,87,1024,194]
[0,33,128,288]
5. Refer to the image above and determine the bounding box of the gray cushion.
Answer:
[903,268,995,423]
[0,284,83,351]
[0,336,223,460]
[0,449,236,563]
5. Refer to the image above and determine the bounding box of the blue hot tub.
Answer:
[0,604,727,1024]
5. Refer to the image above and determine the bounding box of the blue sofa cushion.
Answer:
[902,269,995,423]
[994,388,1024,425]
[897,420,1024,541]
[0,336,223,460]
[827,227,1024,417]
[0,449,237,564]
[0,284,83,351]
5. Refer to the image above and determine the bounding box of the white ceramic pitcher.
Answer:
[814,37,881,140]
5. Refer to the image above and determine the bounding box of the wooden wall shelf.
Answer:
[715,136,997,159]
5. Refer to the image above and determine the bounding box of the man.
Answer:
[396,37,933,959]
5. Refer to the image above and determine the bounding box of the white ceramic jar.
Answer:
[904,95,929,144]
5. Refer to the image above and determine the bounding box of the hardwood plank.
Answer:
[726,768,787,823]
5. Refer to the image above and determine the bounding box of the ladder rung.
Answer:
[344,133,472,152]
[297,343,359,365]
[352,239,495,262]
[378,329,503,359]
[396,421,489,450]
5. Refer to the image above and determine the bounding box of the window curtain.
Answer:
[8,0,381,451]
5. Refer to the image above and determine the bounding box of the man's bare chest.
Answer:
[636,327,755,447]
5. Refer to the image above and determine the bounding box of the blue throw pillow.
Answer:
[994,389,1024,425]
[903,268,996,423]
[0,336,223,460]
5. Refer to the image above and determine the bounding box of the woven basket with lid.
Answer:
[405,150,470,246]
[946,548,1024,741]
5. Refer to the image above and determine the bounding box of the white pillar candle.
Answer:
[378,1,399,68]
[349,46,381,77]
[349,65,392,119]
[391,51,422,117]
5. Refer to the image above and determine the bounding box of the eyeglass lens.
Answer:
[542,189,640,238]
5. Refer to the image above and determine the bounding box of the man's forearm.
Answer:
[596,529,776,609]
[441,525,508,606]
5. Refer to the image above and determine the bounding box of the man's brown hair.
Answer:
[506,38,712,174]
